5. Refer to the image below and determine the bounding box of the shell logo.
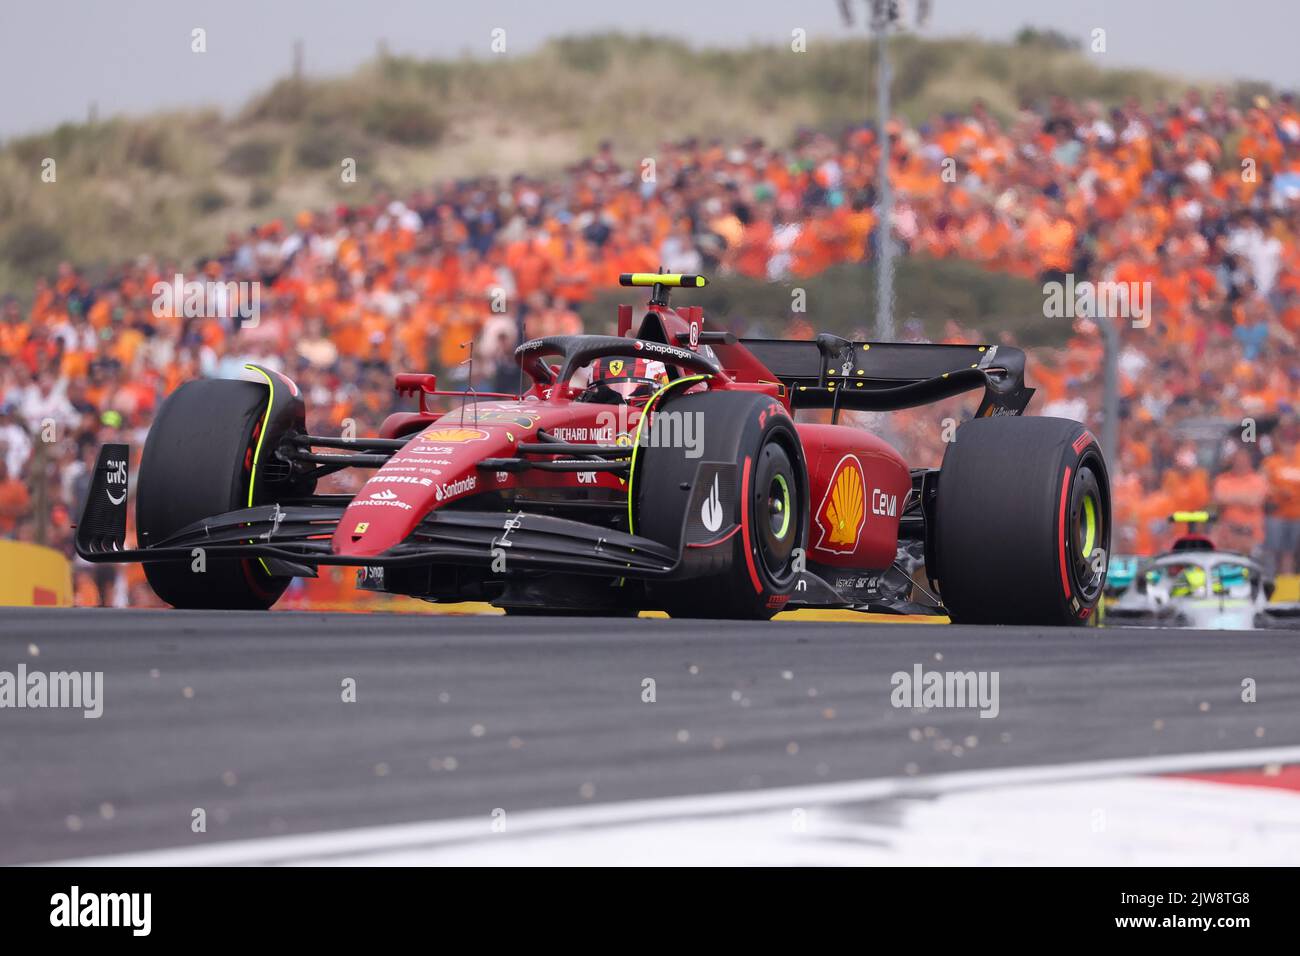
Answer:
[421,428,489,443]
[814,454,866,554]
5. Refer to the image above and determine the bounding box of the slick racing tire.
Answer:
[933,416,1110,626]
[136,376,303,609]
[636,391,807,620]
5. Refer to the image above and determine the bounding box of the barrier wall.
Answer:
[0,541,73,606]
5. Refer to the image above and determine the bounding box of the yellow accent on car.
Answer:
[626,375,708,534]
[1082,494,1097,558]
[243,364,276,576]
[618,273,708,288]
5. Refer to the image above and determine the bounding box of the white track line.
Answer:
[48,744,1300,866]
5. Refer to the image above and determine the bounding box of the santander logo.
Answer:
[434,475,478,502]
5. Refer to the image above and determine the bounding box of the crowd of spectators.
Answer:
[5,86,1300,605]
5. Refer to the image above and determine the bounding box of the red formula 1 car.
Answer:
[76,273,1110,623]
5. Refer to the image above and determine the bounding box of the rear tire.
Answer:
[637,392,807,620]
[137,378,295,609]
[933,416,1110,626]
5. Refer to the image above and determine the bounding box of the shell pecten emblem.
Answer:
[420,427,489,443]
[814,454,866,554]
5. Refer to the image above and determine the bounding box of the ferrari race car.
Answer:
[76,272,1111,623]
[1105,512,1299,629]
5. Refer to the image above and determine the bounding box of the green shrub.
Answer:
[248,182,276,209]
[0,224,66,274]
[191,185,230,214]
[296,120,370,169]
[362,97,444,146]
[223,138,282,176]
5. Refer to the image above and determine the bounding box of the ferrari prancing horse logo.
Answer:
[608,360,624,376]
[813,454,866,554]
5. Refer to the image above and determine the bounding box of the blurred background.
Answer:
[2,0,1300,607]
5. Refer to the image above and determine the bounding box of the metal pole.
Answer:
[874,9,895,341]
[33,439,48,546]
[1100,318,1119,471]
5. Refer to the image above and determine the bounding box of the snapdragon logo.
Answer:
[152,273,262,328]
[890,664,999,719]
[1042,274,1152,329]
[0,665,103,718]
[50,886,150,936]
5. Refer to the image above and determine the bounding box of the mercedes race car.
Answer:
[76,272,1111,623]
[1105,512,1299,629]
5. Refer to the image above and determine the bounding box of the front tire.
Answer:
[637,392,808,620]
[932,416,1110,626]
[136,377,302,609]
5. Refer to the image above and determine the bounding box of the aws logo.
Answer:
[104,458,128,506]
[813,454,866,554]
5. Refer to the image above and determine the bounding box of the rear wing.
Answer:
[720,334,1034,416]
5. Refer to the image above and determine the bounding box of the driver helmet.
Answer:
[1171,564,1207,598]
[585,356,668,402]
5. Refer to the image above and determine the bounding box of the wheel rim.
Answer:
[768,474,792,541]
[755,445,799,575]
[1068,463,1108,602]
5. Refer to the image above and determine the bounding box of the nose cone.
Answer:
[331,425,509,557]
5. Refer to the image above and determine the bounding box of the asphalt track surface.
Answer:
[1,608,1298,864]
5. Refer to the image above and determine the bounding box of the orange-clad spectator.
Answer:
[1264,421,1300,572]
[1132,481,1175,556]
[1213,448,1268,552]
[506,240,551,299]
[0,461,30,535]
[733,218,774,279]
[1024,202,1076,278]
[1161,445,1211,511]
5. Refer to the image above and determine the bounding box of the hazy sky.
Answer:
[1,0,1297,138]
